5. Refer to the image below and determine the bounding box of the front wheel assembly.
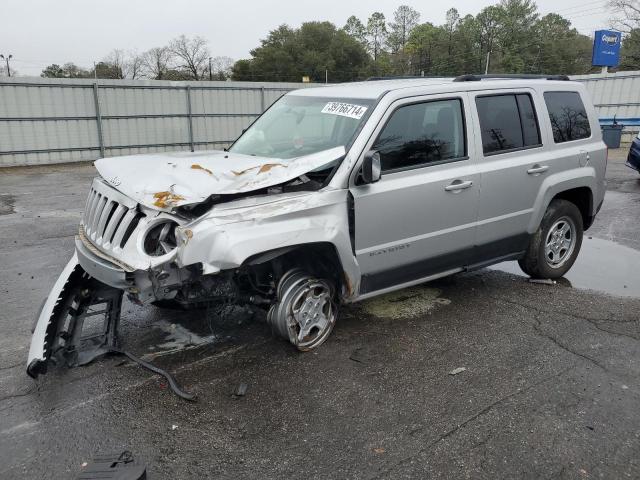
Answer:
[268,270,337,351]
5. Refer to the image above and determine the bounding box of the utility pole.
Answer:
[0,54,12,77]
[93,62,97,79]
[484,51,490,75]
[209,57,212,81]
[325,69,328,84]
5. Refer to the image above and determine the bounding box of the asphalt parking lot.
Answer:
[1,149,639,479]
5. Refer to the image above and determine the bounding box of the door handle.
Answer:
[445,180,473,192]
[527,165,549,175]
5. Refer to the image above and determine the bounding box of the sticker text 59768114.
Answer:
[321,102,368,120]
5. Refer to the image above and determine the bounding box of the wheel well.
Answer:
[243,242,346,297]
[552,187,593,229]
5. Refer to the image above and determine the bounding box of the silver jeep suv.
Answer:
[28,74,607,378]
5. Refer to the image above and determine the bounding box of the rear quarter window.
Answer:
[543,91,591,143]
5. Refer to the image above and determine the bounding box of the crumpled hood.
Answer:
[94,146,345,211]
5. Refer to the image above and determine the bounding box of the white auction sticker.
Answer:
[321,102,368,119]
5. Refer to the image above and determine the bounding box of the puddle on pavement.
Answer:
[491,237,640,298]
[142,319,216,359]
[153,320,216,350]
[360,286,451,320]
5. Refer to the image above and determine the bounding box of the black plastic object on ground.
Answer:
[110,347,197,402]
[234,382,248,397]
[77,451,147,479]
[602,124,624,148]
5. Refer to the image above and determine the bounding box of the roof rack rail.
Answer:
[453,74,571,82]
[366,75,450,81]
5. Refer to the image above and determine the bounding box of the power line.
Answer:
[562,8,611,20]
[551,0,606,13]
[561,6,609,16]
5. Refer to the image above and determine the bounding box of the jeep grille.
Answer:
[82,179,143,251]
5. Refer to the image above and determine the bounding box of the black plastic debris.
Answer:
[349,348,366,364]
[77,451,147,480]
[110,347,197,402]
[234,382,248,397]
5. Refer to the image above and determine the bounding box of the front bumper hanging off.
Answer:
[26,252,123,379]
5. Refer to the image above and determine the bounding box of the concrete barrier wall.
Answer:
[0,78,318,167]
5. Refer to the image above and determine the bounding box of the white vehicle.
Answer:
[28,74,607,378]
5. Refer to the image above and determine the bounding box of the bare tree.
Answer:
[62,62,90,78]
[103,49,126,79]
[209,56,234,80]
[125,50,145,79]
[609,0,640,32]
[169,35,210,80]
[143,46,173,80]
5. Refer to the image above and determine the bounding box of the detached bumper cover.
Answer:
[26,253,81,378]
[627,138,640,173]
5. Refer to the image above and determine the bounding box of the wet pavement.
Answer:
[493,235,640,298]
[1,150,640,479]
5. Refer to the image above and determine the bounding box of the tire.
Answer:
[268,270,337,351]
[518,199,583,279]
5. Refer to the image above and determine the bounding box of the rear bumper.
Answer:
[627,138,640,173]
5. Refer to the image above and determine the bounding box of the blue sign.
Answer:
[592,30,622,67]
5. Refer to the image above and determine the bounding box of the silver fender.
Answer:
[26,253,80,378]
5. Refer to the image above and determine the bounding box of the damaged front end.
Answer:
[27,146,355,379]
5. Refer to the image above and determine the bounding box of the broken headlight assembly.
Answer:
[143,220,179,257]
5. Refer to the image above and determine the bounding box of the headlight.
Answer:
[143,221,178,257]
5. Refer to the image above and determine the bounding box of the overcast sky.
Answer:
[3,0,612,77]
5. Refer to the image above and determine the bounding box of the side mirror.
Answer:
[361,150,382,184]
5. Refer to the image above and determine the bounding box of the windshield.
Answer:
[229,95,373,159]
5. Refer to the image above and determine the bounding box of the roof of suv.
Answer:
[291,77,581,100]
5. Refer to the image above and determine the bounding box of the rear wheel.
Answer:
[518,199,583,279]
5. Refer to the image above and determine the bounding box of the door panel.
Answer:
[350,94,480,294]
[470,90,552,257]
[353,162,479,291]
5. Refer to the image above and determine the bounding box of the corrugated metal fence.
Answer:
[0,78,316,167]
[2,73,639,167]
[573,70,640,142]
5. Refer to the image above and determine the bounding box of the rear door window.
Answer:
[476,93,541,155]
[543,91,591,143]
